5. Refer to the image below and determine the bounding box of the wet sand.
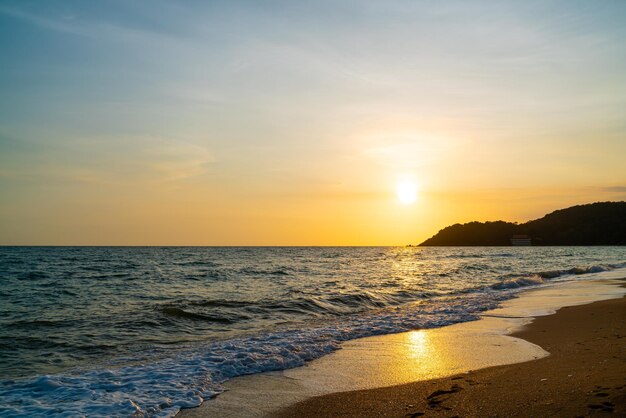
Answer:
[273,294,626,417]
[178,277,626,418]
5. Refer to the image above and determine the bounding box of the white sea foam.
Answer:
[0,290,515,417]
[491,275,546,289]
[1,262,624,417]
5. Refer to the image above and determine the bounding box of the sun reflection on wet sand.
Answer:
[283,315,549,394]
[407,329,427,352]
[179,278,626,418]
[183,320,548,418]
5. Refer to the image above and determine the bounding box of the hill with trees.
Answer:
[419,202,626,246]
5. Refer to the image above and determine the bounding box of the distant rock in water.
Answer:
[419,201,626,246]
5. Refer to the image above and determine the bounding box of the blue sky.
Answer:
[1,1,625,244]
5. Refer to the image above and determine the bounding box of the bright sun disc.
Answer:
[396,180,417,204]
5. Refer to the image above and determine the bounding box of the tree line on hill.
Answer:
[419,201,626,246]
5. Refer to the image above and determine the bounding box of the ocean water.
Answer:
[0,246,624,416]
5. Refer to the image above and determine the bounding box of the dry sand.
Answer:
[178,278,626,418]
[273,294,626,417]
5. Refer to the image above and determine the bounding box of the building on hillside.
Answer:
[510,235,532,246]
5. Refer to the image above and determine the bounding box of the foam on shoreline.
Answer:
[1,263,624,417]
[179,270,626,418]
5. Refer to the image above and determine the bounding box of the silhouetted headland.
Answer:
[419,201,626,246]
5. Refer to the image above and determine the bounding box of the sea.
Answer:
[0,246,624,417]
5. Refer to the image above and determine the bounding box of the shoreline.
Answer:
[274,288,626,417]
[179,275,626,417]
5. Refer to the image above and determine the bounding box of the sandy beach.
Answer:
[179,277,626,418]
[275,289,626,417]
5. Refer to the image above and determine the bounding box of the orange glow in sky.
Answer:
[0,2,625,245]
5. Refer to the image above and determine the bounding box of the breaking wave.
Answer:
[0,246,624,417]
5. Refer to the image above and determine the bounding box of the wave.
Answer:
[239,266,292,276]
[493,263,623,290]
[173,260,221,267]
[0,290,514,417]
[158,307,238,324]
[188,299,252,308]
[491,275,546,290]
[163,263,624,322]
[10,259,619,417]
[182,269,228,280]
[443,252,514,259]
[18,271,49,280]
[7,319,70,329]
[1,257,624,418]
[237,291,429,318]
[538,264,614,278]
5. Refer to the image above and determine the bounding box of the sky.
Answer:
[0,0,625,245]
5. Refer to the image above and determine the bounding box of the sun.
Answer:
[396,180,418,204]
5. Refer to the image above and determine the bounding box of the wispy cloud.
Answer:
[0,3,189,47]
[0,134,215,186]
[362,131,455,170]
[601,186,626,193]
